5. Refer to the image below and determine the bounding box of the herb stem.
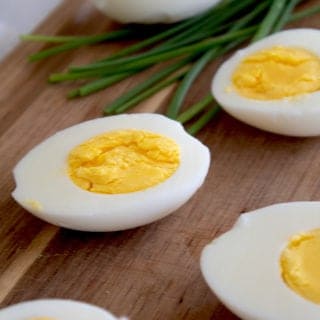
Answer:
[26,30,134,61]
[68,72,133,98]
[21,30,133,43]
[251,0,287,42]
[108,70,188,115]
[187,103,221,135]
[290,3,320,22]
[273,0,302,32]
[166,1,268,119]
[166,50,216,119]
[21,0,320,135]
[104,57,192,114]
[69,26,256,76]
[177,95,214,124]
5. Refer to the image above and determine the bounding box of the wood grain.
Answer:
[1,0,320,319]
[0,225,58,303]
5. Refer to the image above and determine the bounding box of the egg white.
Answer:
[12,113,210,232]
[212,28,320,137]
[0,299,126,320]
[201,202,320,320]
[92,0,222,23]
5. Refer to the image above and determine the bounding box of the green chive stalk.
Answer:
[21,0,320,134]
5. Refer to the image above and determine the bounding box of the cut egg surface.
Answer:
[201,202,320,320]
[0,299,127,320]
[212,28,320,137]
[12,114,210,232]
[92,0,222,23]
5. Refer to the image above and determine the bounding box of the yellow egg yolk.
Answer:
[280,228,320,304]
[26,199,43,211]
[68,129,180,194]
[232,46,320,100]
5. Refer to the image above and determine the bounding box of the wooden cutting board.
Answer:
[1,1,320,319]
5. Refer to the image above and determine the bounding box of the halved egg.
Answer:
[12,113,210,232]
[212,29,320,137]
[0,299,127,320]
[92,0,222,24]
[201,202,320,320]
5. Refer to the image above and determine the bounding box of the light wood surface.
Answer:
[1,1,320,319]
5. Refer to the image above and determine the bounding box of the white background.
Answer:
[0,0,63,60]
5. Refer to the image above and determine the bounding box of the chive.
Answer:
[74,7,216,66]
[49,69,118,82]
[177,95,214,124]
[272,0,303,32]
[187,104,221,136]
[27,30,134,61]
[166,37,246,120]
[147,21,230,57]
[96,19,195,61]
[163,0,261,46]
[21,30,133,43]
[22,0,320,135]
[23,0,248,64]
[29,42,90,61]
[68,72,133,98]
[108,70,188,115]
[68,0,261,72]
[251,0,287,42]
[51,31,252,81]
[290,3,320,22]
[69,26,256,76]
[104,57,193,114]
[101,0,265,121]
[108,28,248,120]
[166,1,269,119]
[166,50,216,119]
[68,40,188,73]
[72,0,260,71]
[21,34,86,43]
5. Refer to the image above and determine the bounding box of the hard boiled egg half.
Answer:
[201,202,320,320]
[212,28,320,137]
[92,0,222,24]
[12,113,210,232]
[0,299,127,320]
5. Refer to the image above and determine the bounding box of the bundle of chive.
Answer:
[23,0,320,135]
